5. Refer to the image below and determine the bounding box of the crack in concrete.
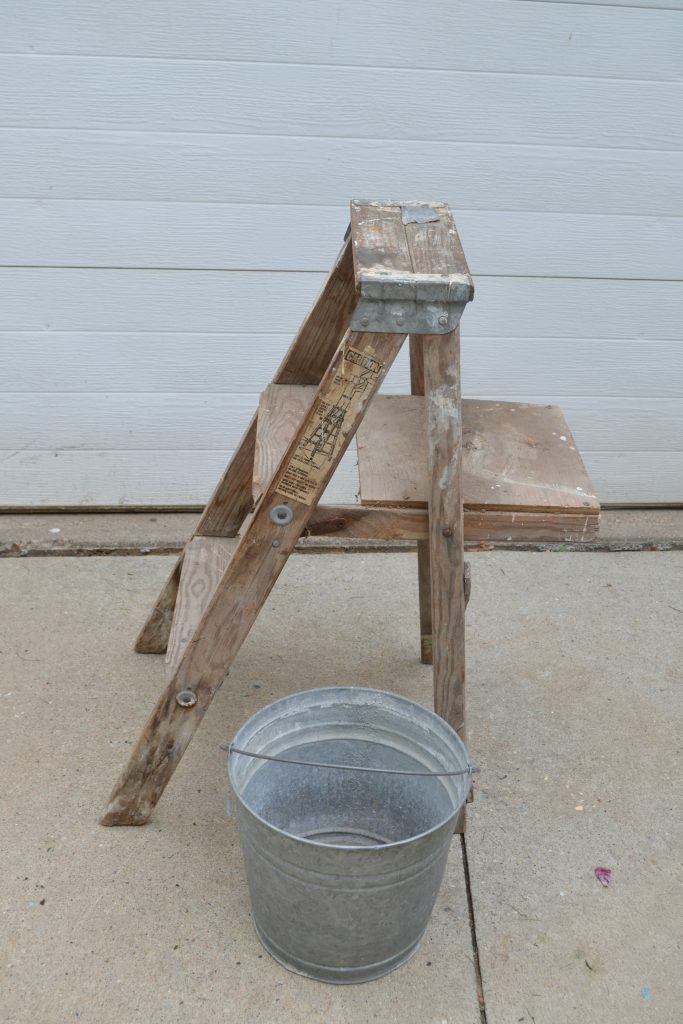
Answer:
[461,834,489,1024]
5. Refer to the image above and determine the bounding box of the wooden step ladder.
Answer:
[101,200,599,828]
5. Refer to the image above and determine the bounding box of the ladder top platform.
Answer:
[350,200,474,335]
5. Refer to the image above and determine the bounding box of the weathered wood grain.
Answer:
[101,330,406,825]
[165,537,236,679]
[203,237,357,528]
[358,396,600,516]
[253,384,315,500]
[404,204,472,281]
[409,335,433,665]
[134,557,184,654]
[252,385,601,536]
[196,414,258,537]
[305,504,428,540]
[275,237,357,385]
[350,201,412,282]
[423,329,466,741]
[304,504,599,544]
[134,237,357,652]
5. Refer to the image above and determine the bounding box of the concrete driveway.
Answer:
[1,539,681,1023]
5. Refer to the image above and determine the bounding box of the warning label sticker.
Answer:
[275,346,383,505]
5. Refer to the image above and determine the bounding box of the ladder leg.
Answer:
[423,328,467,831]
[102,329,405,825]
[134,237,356,654]
[134,556,184,654]
[409,336,433,664]
[133,415,257,653]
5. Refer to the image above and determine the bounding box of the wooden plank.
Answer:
[404,204,471,280]
[275,237,357,385]
[409,335,434,665]
[358,396,600,515]
[134,557,184,655]
[254,385,316,499]
[101,329,406,825]
[195,238,356,530]
[136,236,357,650]
[305,505,599,544]
[254,385,602,521]
[195,415,258,538]
[165,538,236,678]
[456,398,602,514]
[350,201,412,282]
[423,329,466,737]
[462,509,598,544]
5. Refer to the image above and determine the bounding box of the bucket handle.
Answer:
[223,742,479,779]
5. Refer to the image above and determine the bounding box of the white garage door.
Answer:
[1,0,681,507]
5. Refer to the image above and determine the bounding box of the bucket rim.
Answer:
[227,685,471,851]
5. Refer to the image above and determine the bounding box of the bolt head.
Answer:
[269,503,294,526]
[438,315,449,326]
[176,689,197,708]
[360,317,370,327]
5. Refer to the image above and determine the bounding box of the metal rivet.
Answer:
[395,316,404,327]
[176,689,197,708]
[360,317,370,327]
[438,315,449,326]
[269,504,294,526]
[272,539,280,548]
[442,527,453,538]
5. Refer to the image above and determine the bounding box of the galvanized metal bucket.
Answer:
[228,687,473,984]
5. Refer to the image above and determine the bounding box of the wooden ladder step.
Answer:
[357,396,599,517]
[253,384,316,501]
[252,385,600,542]
[165,537,237,678]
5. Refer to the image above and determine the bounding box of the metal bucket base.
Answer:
[253,919,425,985]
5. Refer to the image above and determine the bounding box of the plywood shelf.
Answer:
[358,396,599,516]
[254,384,599,530]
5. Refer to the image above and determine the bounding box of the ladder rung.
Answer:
[253,383,317,500]
[165,537,237,679]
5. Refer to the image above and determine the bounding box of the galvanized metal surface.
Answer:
[350,271,473,335]
[228,687,471,984]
